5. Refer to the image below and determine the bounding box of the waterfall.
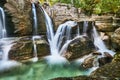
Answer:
[83,21,88,36]
[40,6,54,43]
[0,39,14,61]
[0,38,21,71]
[0,7,7,38]
[92,23,115,57]
[76,25,80,36]
[44,21,77,65]
[32,3,38,35]
[31,3,40,62]
[39,5,78,65]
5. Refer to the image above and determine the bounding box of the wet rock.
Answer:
[112,52,120,62]
[98,52,113,67]
[90,62,120,78]
[71,21,94,38]
[66,36,95,60]
[81,55,97,68]
[92,51,102,55]
[9,36,49,61]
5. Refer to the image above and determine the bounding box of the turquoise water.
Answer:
[0,60,91,80]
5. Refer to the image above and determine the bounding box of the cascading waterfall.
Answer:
[92,23,115,57]
[38,5,54,43]
[0,7,7,38]
[32,3,38,35]
[39,5,77,65]
[31,3,39,62]
[45,21,77,65]
[83,21,88,36]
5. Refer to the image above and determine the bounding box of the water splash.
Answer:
[0,7,7,38]
[0,7,21,71]
[50,21,77,55]
[44,21,77,65]
[0,38,21,71]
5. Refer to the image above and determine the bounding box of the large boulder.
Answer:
[9,36,50,61]
[65,36,95,60]
[90,62,120,78]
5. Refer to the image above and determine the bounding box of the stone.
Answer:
[94,15,118,32]
[65,36,95,60]
[90,62,120,78]
[98,52,113,67]
[81,55,97,69]
[9,36,50,61]
[112,52,120,62]
[45,3,79,29]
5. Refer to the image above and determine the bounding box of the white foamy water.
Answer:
[0,38,21,71]
[92,25,115,57]
[0,7,7,38]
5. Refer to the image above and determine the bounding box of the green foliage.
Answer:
[78,0,100,15]
[39,0,120,16]
[96,0,120,15]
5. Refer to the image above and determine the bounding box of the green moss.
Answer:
[113,52,120,62]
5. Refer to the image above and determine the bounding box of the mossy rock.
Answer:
[90,62,120,78]
[112,51,120,62]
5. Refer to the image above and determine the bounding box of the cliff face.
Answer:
[4,0,32,36]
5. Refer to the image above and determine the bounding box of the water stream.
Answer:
[0,7,7,38]
[39,5,79,65]
[0,7,21,71]
[31,3,40,62]
[92,23,115,57]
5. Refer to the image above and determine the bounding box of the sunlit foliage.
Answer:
[39,0,120,16]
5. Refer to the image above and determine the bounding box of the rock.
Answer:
[45,3,79,29]
[4,0,32,36]
[92,15,118,32]
[112,52,120,62]
[9,36,50,61]
[66,36,95,60]
[98,52,113,67]
[90,62,120,78]
[92,51,102,55]
[111,27,120,51]
[81,55,97,68]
